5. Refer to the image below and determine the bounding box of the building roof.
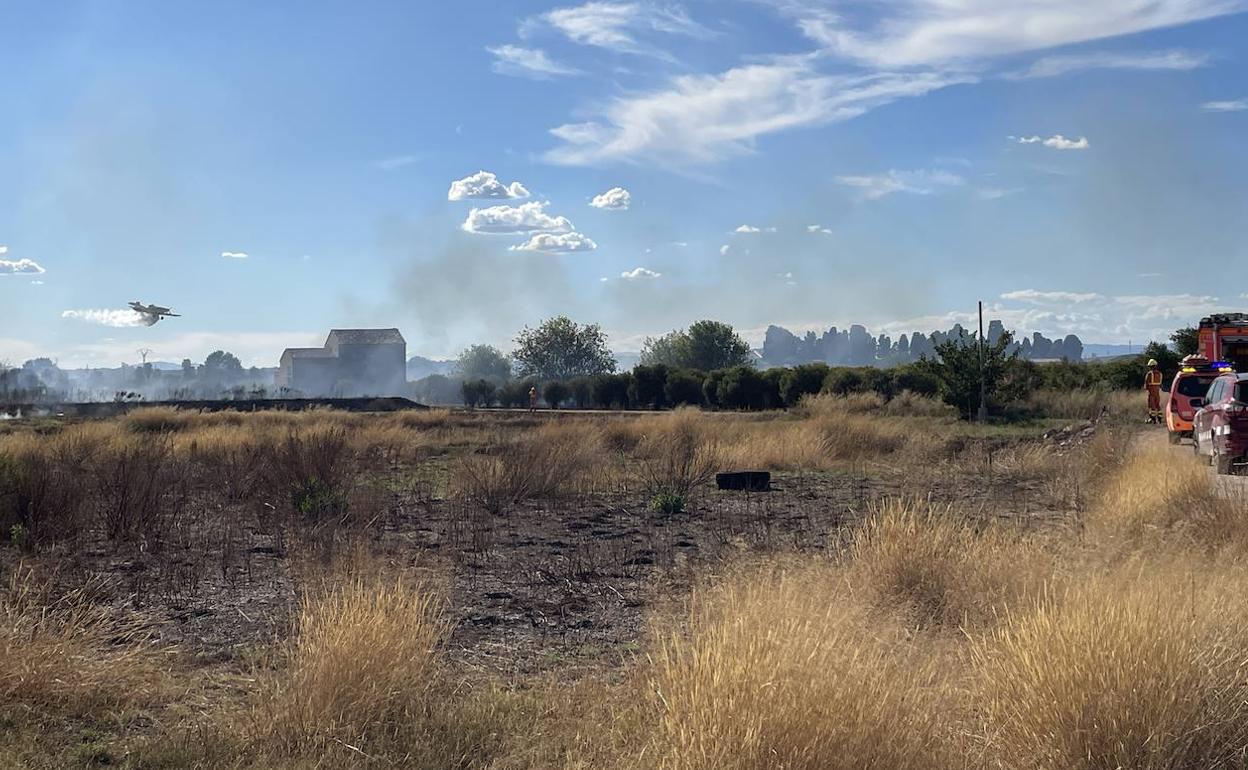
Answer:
[280,347,335,363]
[326,328,405,346]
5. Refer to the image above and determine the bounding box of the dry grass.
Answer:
[846,499,1060,630]
[255,572,451,755]
[974,561,1248,770]
[1087,444,1242,548]
[450,420,606,514]
[646,561,954,770]
[1025,388,1143,422]
[0,567,168,717]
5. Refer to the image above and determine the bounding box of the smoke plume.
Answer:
[61,309,159,327]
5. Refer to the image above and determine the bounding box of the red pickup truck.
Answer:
[1193,371,1248,475]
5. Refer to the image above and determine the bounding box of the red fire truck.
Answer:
[1198,314,1248,372]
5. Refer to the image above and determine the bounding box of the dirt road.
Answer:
[1155,425,1248,498]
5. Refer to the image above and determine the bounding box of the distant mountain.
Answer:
[406,355,453,380]
[761,321,1084,367]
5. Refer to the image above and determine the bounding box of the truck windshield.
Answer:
[1237,382,1248,403]
[1176,376,1215,398]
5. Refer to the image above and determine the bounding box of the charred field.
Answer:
[5,391,1248,770]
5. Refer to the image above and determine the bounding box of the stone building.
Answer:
[275,328,407,397]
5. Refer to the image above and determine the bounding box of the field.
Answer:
[3,389,1247,769]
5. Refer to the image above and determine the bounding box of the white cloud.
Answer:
[836,168,965,199]
[719,244,730,255]
[0,245,6,254]
[793,0,1242,69]
[620,267,661,279]
[535,1,710,57]
[462,201,573,234]
[545,61,969,165]
[61,309,156,328]
[589,186,631,209]
[488,45,580,78]
[1140,272,1164,278]
[0,258,45,275]
[806,224,832,234]
[448,170,531,201]
[29,280,43,286]
[509,231,598,253]
[221,251,248,259]
[1001,289,1103,304]
[1201,99,1248,112]
[1014,134,1089,150]
[1006,49,1210,79]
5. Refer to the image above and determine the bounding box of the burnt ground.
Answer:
[11,445,1076,685]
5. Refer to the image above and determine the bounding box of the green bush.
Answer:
[591,374,633,409]
[716,366,766,410]
[664,369,705,407]
[631,364,669,410]
[648,491,686,514]
[779,364,830,407]
[542,381,570,409]
[823,368,866,396]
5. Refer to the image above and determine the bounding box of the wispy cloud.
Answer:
[734,224,776,233]
[545,61,969,165]
[1001,289,1103,304]
[463,201,573,234]
[532,1,710,58]
[806,224,832,234]
[510,231,598,253]
[448,170,530,201]
[836,168,965,200]
[1005,49,1210,80]
[589,186,631,209]
[791,0,1243,69]
[0,258,45,275]
[1014,134,1089,150]
[487,45,580,78]
[221,251,248,259]
[977,187,1022,200]
[1201,99,1248,112]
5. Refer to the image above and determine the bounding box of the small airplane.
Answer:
[129,301,181,324]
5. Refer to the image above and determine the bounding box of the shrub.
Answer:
[265,429,354,525]
[701,369,725,408]
[716,366,766,410]
[450,422,602,515]
[648,491,685,514]
[92,435,188,543]
[636,411,719,499]
[664,369,705,407]
[631,364,669,409]
[822,367,865,395]
[891,364,941,397]
[569,377,594,408]
[461,379,496,408]
[779,363,830,407]
[591,374,632,409]
[760,367,785,409]
[542,380,570,410]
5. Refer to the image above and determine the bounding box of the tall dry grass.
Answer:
[646,561,953,770]
[847,499,1059,630]
[974,562,1248,770]
[257,573,450,754]
[0,567,168,716]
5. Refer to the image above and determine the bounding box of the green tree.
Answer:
[1170,326,1199,358]
[591,374,632,409]
[686,320,752,371]
[455,344,512,381]
[461,379,496,408]
[569,377,594,408]
[512,316,616,381]
[639,331,693,368]
[203,350,243,374]
[918,331,1019,419]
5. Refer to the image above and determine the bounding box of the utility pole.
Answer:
[977,301,988,423]
[137,348,153,365]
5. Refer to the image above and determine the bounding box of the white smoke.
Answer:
[61,308,158,327]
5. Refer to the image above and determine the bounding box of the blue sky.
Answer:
[2,0,1247,366]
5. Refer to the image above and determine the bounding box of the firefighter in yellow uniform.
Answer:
[1144,358,1164,424]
